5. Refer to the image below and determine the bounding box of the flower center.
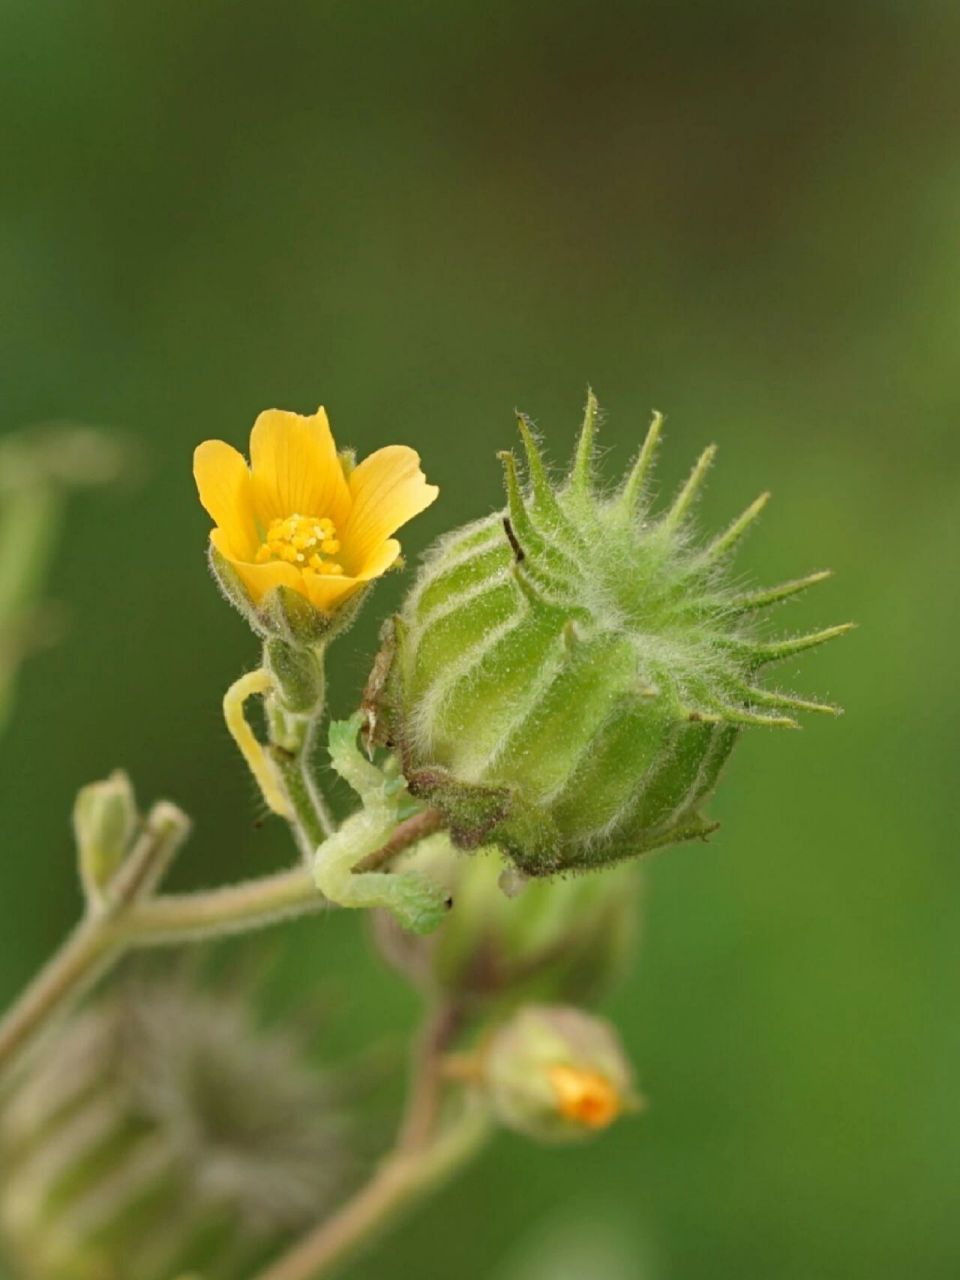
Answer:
[547,1063,621,1130]
[255,514,344,576]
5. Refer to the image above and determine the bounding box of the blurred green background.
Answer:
[1,1,957,1277]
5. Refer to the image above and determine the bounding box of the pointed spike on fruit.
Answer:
[515,413,551,498]
[731,570,833,613]
[709,703,800,729]
[726,706,799,729]
[516,412,578,538]
[510,560,553,611]
[702,491,771,563]
[498,449,537,546]
[752,622,856,666]
[618,410,664,516]
[739,685,842,717]
[570,387,600,496]
[662,443,718,531]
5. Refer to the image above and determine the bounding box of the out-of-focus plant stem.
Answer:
[0,480,60,734]
[255,1004,489,1280]
[0,423,129,734]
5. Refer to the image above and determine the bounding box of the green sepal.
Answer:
[404,766,513,850]
[263,583,333,645]
[208,547,369,646]
[207,544,267,636]
[263,584,368,646]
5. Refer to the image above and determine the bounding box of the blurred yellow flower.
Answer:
[194,408,438,613]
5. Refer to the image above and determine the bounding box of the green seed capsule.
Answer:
[366,395,851,876]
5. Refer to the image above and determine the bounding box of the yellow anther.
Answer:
[256,513,344,577]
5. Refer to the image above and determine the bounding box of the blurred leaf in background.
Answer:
[1,1,958,1278]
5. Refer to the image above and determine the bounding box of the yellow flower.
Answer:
[193,407,438,613]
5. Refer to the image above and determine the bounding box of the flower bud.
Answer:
[366,395,851,876]
[72,770,139,903]
[0,977,349,1280]
[480,1004,639,1143]
[373,838,639,1006]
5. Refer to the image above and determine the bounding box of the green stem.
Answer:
[0,801,189,1078]
[0,808,440,1081]
[117,865,323,945]
[272,715,334,853]
[255,999,480,1280]
[264,642,336,849]
[254,1102,490,1280]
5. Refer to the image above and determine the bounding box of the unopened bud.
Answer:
[72,770,138,903]
[480,1004,639,1143]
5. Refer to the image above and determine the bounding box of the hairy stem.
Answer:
[118,865,323,944]
[274,731,332,854]
[0,801,189,1077]
[0,808,442,1080]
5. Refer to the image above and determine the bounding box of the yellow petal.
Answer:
[301,540,400,612]
[210,528,302,606]
[301,573,365,613]
[357,537,401,580]
[343,446,438,567]
[249,407,351,530]
[193,440,259,559]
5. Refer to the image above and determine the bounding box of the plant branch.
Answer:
[255,1101,489,1280]
[398,1001,464,1151]
[118,864,323,945]
[0,800,189,1077]
[0,804,444,1081]
[255,999,476,1280]
[355,807,444,873]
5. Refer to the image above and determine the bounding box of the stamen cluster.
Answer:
[256,513,344,576]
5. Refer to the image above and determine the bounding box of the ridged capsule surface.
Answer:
[368,396,850,875]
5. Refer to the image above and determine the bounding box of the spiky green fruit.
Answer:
[366,395,851,876]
